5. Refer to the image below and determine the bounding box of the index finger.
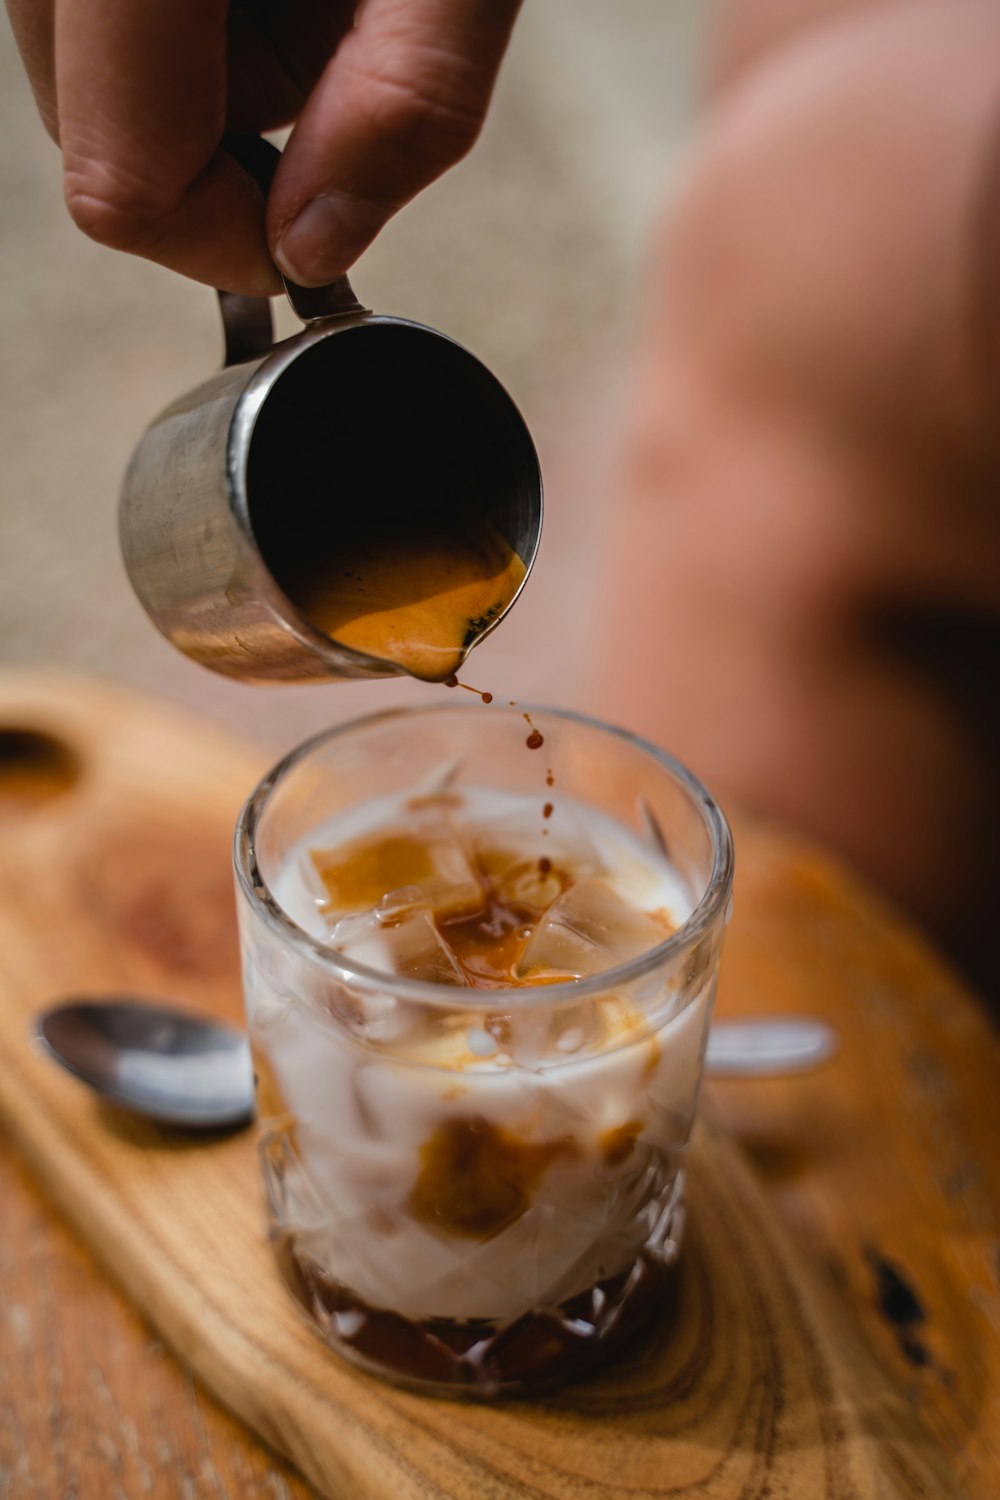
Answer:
[55,0,280,294]
[6,0,59,140]
[269,0,521,287]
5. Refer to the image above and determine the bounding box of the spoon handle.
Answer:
[706,1017,836,1077]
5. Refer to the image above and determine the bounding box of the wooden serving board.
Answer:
[0,670,996,1499]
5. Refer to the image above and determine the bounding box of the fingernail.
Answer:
[274,192,386,287]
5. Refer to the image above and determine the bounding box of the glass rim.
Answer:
[233,702,734,1008]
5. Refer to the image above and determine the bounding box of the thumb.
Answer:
[268,0,519,287]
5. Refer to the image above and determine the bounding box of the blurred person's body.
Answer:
[705,0,890,94]
[595,0,1000,996]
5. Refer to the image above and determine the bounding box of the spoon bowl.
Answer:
[37,1000,255,1130]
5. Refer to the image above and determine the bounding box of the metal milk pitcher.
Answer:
[119,139,542,684]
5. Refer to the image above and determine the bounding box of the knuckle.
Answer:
[352,55,486,167]
[63,159,173,252]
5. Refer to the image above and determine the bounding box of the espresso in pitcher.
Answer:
[242,325,534,685]
[280,513,525,683]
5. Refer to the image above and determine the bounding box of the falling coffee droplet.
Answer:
[446,676,494,704]
[545,769,555,788]
[543,802,553,819]
[538,856,552,877]
[523,710,544,750]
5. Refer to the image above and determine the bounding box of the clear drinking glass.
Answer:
[234,704,733,1396]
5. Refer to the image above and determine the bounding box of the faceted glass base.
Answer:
[271,1174,685,1398]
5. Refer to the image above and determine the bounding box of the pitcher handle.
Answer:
[217,135,366,366]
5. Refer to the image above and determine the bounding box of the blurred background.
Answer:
[0,0,711,745]
[2,0,998,997]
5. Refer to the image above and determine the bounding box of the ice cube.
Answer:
[331,890,465,985]
[468,797,604,916]
[310,812,484,922]
[517,877,669,979]
[507,995,640,1068]
[405,756,464,800]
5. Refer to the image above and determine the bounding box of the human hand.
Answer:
[6,0,520,295]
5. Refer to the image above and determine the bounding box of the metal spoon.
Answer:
[37,1000,255,1130]
[35,1000,837,1131]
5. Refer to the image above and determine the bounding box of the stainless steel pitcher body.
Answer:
[120,291,543,683]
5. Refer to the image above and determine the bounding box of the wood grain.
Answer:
[0,1146,314,1499]
[0,670,996,1499]
[706,825,1000,1495]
